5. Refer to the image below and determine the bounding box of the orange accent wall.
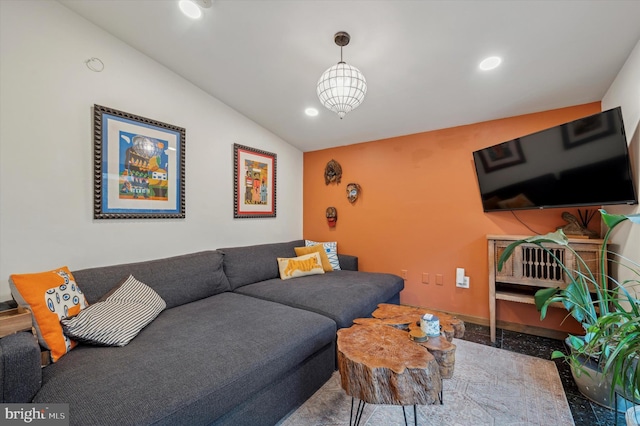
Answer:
[303,102,602,334]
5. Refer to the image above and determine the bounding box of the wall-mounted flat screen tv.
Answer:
[473,107,638,212]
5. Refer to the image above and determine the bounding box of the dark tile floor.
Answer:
[461,323,626,426]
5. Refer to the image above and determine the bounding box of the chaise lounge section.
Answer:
[1,240,404,425]
[220,240,402,328]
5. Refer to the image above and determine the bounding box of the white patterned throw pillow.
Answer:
[305,240,341,270]
[61,275,165,347]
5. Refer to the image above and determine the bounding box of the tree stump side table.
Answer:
[337,304,464,426]
[337,323,443,404]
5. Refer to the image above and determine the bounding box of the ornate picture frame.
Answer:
[479,139,525,173]
[93,104,185,219]
[562,112,614,149]
[233,143,276,218]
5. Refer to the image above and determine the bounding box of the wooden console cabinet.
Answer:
[488,234,605,342]
[0,306,33,337]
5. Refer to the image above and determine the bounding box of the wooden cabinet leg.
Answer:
[489,297,496,343]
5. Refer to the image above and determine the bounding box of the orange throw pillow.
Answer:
[294,245,333,272]
[9,266,88,362]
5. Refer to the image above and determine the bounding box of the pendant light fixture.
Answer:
[316,32,367,119]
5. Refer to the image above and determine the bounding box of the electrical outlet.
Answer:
[421,273,429,284]
[401,270,408,280]
[436,274,443,285]
[457,276,470,288]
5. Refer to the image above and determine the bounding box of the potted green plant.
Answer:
[498,209,640,410]
[570,210,640,416]
[580,303,640,401]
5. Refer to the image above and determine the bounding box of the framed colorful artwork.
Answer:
[478,139,525,173]
[233,143,276,218]
[93,104,185,219]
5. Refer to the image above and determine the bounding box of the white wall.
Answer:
[0,0,303,301]
[601,39,640,291]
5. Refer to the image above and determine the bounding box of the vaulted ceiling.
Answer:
[59,0,640,151]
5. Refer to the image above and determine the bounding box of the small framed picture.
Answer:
[93,105,185,219]
[562,113,614,148]
[479,139,526,173]
[233,144,276,218]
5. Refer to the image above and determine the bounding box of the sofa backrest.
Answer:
[72,251,231,309]
[219,240,303,290]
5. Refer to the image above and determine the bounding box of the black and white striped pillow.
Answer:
[61,275,166,347]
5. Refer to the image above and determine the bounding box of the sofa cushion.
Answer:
[61,275,166,347]
[234,270,404,328]
[9,266,88,362]
[0,332,42,403]
[337,254,358,271]
[33,292,336,425]
[71,251,230,308]
[277,253,325,280]
[220,240,303,290]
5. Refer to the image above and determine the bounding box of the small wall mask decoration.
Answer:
[326,207,337,227]
[324,159,342,185]
[346,183,361,204]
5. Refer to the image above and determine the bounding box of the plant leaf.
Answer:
[599,209,640,228]
[524,229,569,246]
[497,238,527,271]
[498,230,570,271]
[534,287,561,311]
[567,334,586,350]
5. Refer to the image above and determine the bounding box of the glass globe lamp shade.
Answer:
[317,62,367,119]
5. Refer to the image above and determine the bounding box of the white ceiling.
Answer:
[58,0,640,152]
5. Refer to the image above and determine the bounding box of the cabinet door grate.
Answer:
[523,247,565,282]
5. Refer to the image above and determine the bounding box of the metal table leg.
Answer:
[350,397,366,426]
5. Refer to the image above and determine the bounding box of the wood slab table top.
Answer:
[370,303,466,341]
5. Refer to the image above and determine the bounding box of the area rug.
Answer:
[277,339,574,426]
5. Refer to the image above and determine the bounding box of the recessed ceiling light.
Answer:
[179,0,202,19]
[479,56,502,71]
[305,108,319,117]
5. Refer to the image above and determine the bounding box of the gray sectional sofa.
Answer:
[0,240,403,425]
